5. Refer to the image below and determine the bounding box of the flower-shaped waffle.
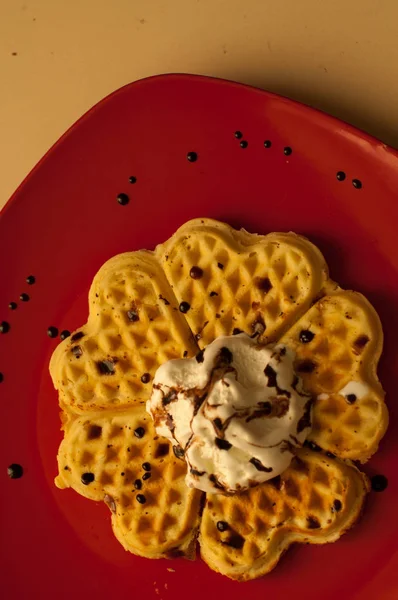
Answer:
[51,218,386,579]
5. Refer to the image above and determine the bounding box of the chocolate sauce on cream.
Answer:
[147,334,313,494]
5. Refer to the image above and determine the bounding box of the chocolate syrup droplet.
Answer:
[136,494,146,504]
[81,472,95,485]
[240,140,248,149]
[234,131,243,139]
[299,330,315,343]
[264,140,272,148]
[0,321,10,334]
[179,301,191,313]
[352,179,362,189]
[141,372,150,384]
[332,499,342,512]
[26,275,36,285]
[187,151,198,162]
[284,146,292,156]
[134,427,145,438]
[336,171,346,181]
[129,176,137,184]
[371,474,388,492]
[346,394,357,404]
[7,463,23,479]
[134,479,142,490]
[190,266,203,279]
[217,520,229,532]
[47,326,58,338]
[117,193,130,205]
[8,302,17,310]
[60,329,70,340]
[20,293,29,302]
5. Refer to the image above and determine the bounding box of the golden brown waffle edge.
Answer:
[280,290,387,462]
[199,448,369,581]
[50,250,199,414]
[156,218,331,347]
[55,409,203,559]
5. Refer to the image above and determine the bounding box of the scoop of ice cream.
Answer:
[146,333,313,493]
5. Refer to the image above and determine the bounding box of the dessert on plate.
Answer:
[50,218,387,580]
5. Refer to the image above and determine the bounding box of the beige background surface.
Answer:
[0,0,397,209]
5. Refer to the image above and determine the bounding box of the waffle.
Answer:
[280,291,387,462]
[50,251,198,413]
[50,217,386,577]
[56,408,203,558]
[199,448,369,581]
[156,218,331,347]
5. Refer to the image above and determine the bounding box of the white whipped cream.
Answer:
[146,334,313,493]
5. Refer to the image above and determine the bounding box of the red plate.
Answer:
[1,74,397,599]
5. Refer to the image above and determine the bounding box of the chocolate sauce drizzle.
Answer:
[264,364,291,397]
[249,457,273,472]
[297,399,313,433]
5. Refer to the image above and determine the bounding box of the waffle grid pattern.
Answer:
[50,218,385,576]
[199,448,369,580]
[50,251,198,413]
[56,409,203,558]
[157,221,329,347]
[280,291,386,461]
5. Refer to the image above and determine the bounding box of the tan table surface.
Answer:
[1,0,397,209]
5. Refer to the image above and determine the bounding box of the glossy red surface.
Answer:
[1,74,398,599]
